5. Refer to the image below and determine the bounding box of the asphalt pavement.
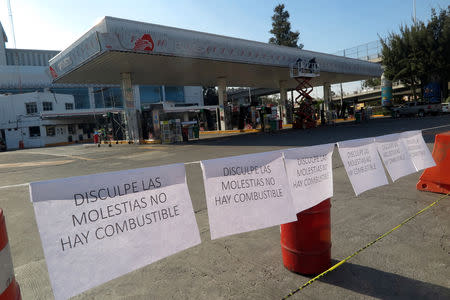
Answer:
[0,115,449,300]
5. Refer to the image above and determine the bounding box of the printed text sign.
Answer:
[338,138,388,196]
[283,144,334,213]
[201,151,297,240]
[376,133,417,181]
[401,131,436,171]
[30,164,200,300]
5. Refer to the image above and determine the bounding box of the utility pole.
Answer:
[7,0,17,48]
[339,49,345,114]
[413,0,417,24]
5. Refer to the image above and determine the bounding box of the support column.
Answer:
[323,82,331,112]
[279,80,288,125]
[381,73,392,107]
[121,72,141,143]
[217,77,227,131]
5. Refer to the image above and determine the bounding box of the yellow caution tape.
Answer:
[282,193,449,299]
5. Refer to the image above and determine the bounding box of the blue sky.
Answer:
[1,0,448,52]
[0,0,448,95]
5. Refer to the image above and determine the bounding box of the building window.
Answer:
[43,102,53,111]
[29,126,41,137]
[165,86,185,103]
[50,87,90,109]
[139,85,162,104]
[26,102,38,114]
[46,126,55,136]
[93,87,123,108]
[65,103,74,110]
[68,125,75,134]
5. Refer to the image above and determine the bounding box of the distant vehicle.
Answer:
[442,103,450,113]
[0,138,6,151]
[391,102,442,118]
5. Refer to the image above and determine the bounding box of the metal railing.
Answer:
[333,40,382,61]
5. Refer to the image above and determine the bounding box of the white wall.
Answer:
[4,128,23,149]
[184,86,203,105]
[0,91,93,149]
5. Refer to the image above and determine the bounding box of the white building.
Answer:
[0,91,102,149]
[0,21,210,146]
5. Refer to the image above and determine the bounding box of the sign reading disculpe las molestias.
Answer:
[283,144,335,213]
[338,137,389,196]
[375,133,417,182]
[401,130,436,171]
[201,151,297,240]
[29,164,201,300]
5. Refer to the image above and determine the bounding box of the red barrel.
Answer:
[280,199,331,274]
[0,209,21,300]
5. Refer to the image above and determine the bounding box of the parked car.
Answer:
[391,102,442,118]
[442,103,450,113]
[0,138,6,151]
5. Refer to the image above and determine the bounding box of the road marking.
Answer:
[0,183,28,190]
[421,124,450,132]
[0,159,74,169]
[17,151,93,161]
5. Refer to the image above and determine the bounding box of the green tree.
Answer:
[425,7,450,98]
[381,6,450,101]
[362,77,381,89]
[269,4,303,48]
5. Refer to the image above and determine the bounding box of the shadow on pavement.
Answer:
[318,260,450,299]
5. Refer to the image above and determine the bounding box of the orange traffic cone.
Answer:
[0,208,21,300]
[416,131,450,194]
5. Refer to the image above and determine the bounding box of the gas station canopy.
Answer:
[49,17,382,88]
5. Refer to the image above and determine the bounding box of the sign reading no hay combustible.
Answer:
[283,143,335,213]
[338,138,389,196]
[29,164,201,300]
[201,151,297,239]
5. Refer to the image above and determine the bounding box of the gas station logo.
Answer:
[133,34,155,52]
[49,66,58,79]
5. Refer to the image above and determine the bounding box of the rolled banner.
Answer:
[283,143,335,213]
[375,133,417,181]
[201,151,297,240]
[29,164,201,300]
[401,130,436,171]
[337,137,388,196]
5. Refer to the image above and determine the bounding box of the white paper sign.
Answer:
[375,133,417,181]
[338,138,388,196]
[283,143,334,213]
[201,151,297,240]
[401,130,436,171]
[29,164,200,300]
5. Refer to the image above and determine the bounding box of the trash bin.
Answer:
[193,125,199,139]
[280,199,331,274]
[270,119,277,131]
[93,134,99,144]
[355,111,361,123]
[181,127,189,142]
[278,119,283,130]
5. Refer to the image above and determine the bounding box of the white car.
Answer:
[442,103,450,113]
